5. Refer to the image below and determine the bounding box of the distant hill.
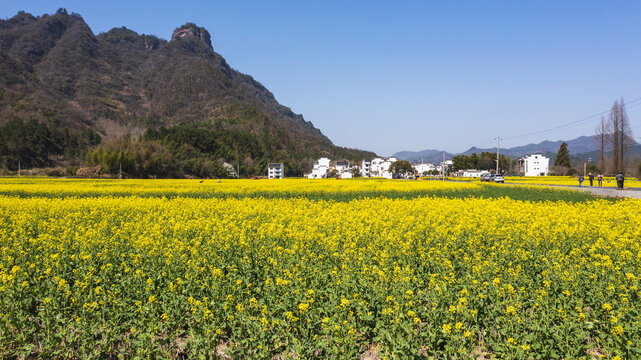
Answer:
[391,149,455,163]
[0,9,374,177]
[571,143,641,163]
[393,135,627,163]
[459,136,599,157]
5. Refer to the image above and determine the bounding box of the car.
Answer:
[494,175,504,183]
[480,174,491,182]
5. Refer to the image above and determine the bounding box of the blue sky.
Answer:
[2,1,641,155]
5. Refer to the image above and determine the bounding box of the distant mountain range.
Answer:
[393,135,641,163]
[392,149,456,163]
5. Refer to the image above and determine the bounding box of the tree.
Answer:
[607,98,634,174]
[594,116,610,172]
[389,160,414,178]
[554,142,571,168]
[585,163,600,174]
[477,152,496,171]
[452,155,470,171]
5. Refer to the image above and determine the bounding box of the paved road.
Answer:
[505,182,641,199]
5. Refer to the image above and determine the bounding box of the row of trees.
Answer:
[451,152,515,174]
[553,98,637,176]
[594,98,635,175]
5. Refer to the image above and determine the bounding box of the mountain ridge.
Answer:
[0,9,375,176]
[392,135,632,163]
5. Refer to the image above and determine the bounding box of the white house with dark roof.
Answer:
[335,160,353,178]
[335,161,349,173]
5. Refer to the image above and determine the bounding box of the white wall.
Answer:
[524,155,549,176]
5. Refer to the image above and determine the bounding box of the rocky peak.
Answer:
[171,23,212,49]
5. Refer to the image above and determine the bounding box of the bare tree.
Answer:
[607,98,634,174]
[594,116,610,172]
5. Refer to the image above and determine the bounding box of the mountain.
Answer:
[459,136,599,157]
[394,135,610,163]
[391,149,455,163]
[0,9,374,177]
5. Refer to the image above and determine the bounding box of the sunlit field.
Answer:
[1,178,639,359]
[0,177,598,202]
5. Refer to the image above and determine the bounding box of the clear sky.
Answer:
[3,1,641,155]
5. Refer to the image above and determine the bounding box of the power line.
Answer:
[465,96,641,152]
[503,96,641,141]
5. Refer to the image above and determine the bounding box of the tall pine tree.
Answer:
[554,142,571,168]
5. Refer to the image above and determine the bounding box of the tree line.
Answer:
[451,152,515,174]
[594,98,636,175]
[554,98,638,176]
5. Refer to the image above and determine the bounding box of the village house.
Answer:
[369,157,397,179]
[360,160,372,177]
[519,153,549,176]
[308,157,331,178]
[455,169,490,178]
[413,162,436,176]
[268,163,284,179]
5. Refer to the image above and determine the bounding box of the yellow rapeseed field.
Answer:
[0,178,639,359]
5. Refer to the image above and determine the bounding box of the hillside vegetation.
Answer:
[0,9,374,177]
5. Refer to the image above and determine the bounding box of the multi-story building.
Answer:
[308,157,331,178]
[361,160,372,177]
[413,162,436,176]
[268,163,284,179]
[335,161,349,173]
[437,160,453,176]
[369,157,397,179]
[519,154,549,176]
[334,161,353,178]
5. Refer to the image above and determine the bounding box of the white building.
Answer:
[461,169,490,178]
[361,160,372,177]
[370,157,396,179]
[335,161,349,173]
[339,171,353,179]
[308,157,331,179]
[413,162,436,176]
[437,160,453,175]
[268,163,284,179]
[335,161,354,179]
[520,154,549,176]
[370,158,385,177]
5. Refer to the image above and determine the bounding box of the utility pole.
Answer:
[495,137,502,174]
[18,161,21,176]
[119,163,122,180]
